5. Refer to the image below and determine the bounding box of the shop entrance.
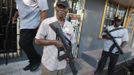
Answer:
[66,0,86,57]
[128,12,134,47]
[126,12,134,47]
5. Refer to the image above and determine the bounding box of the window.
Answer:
[99,1,128,38]
[104,3,117,26]
[117,6,127,24]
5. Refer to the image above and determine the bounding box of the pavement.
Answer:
[0,59,95,75]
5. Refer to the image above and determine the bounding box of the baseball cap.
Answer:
[114,17,122,22]
[56,0,69,8]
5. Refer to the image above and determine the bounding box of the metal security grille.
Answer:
[0,0,20,63]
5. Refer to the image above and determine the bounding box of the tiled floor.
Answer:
[0,59,95,75]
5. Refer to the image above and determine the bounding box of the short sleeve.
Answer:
[35,21,48,39]
[68,23,76,44]
[122,29,129,42]
[16,4,18,9]
[38,0,49,11]
[70,32,76,44]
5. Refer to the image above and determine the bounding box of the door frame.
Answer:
[125,8,134,47]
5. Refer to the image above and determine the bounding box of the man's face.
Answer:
[115,21,121,27]
[55,5,68,18]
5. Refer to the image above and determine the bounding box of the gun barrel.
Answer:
[50,22,78,75]
[69,60,78,75]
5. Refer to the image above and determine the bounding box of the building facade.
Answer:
[0,0,134,74]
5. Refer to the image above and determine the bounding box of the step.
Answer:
[65,58,95,75]
[64,58,81,74]
[0,59,95,75]
[81,47,134,68]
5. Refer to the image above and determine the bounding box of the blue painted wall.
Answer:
[79,0,105,52]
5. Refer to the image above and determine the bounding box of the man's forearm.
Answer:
[13,11,19,18]
[120,41,127,48]
[102,35,111,40]
[12,11,19,24]
[35,39,56,46]
[40,10,47,22]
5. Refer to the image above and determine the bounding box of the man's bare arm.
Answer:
[12,11,19,24]
[102,35,111,40]
[35,39,63,48]
[40,10,48,22]
[120,41,127,48]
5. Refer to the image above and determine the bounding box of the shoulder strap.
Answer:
[109,27,124,33]
[109,44,115,53]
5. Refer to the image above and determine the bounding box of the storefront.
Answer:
[125,8,134,47]
[65,0,86,57]
[79,0,134,70]
[0,0,134,67]
[99,0,134,48]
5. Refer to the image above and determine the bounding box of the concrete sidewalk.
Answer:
[0,59,95,75]
[1,47,133,75]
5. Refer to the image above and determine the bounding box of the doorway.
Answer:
[127,13,134,47]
